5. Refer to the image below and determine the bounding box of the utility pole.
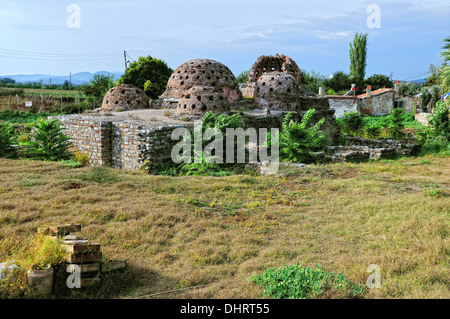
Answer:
[124,50,129,73]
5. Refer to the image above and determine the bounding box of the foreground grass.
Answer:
[0,155,449,299]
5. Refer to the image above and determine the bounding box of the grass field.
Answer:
[0,155,449,299]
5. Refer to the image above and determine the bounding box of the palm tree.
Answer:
[441,37,450,91]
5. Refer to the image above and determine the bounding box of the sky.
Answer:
[0,0,449,81]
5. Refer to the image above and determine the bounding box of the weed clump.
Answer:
[251,263,364,299]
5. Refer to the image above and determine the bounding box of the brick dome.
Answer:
[159,59,242,113]
[101,84,148,112]
[254,72,300,111]
[176,86,230,115]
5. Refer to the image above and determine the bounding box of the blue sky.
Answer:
[0,0,449,81]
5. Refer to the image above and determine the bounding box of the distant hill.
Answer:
[0,71,123,86]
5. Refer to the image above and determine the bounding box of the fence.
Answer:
[0,94,93,113]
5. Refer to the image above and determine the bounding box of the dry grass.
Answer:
[0,155,449,299]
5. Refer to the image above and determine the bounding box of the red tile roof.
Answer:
[357,88,394,98]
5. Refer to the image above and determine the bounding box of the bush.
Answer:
[25,119,73,161]
[365,125,382,139]
[251,263,364,299]
[271,109,328,164]
[340,111,363,135]
[0,122,17,158]
[389,108,405,139]
[428,101,450,139]
[174,112,245,176]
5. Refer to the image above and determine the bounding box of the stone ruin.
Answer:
[248,53,302,83]
[56,54,363,173]
[152,54,340,143]
[100,84,148,112]
[156,59,242,115]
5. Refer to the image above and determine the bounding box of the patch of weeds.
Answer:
[426,188,442,197]
[19,174,42,187]
[60,159,84,168]
[77,167,119,184]
[251,263,364,299]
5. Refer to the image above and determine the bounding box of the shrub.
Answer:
[270,109,328,164]
[73,151,90,166]
[340,111,363,135]
[389,108,405,139]
[0,122,17,158]
[365,125,382,139]
[251,263,364,299]
[25,119,73,161]
[428,101,450,139]
[177,112,245,176]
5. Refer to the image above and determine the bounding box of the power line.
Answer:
[0,48,121,57]
[0,48,122,61]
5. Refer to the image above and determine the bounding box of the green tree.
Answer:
[389,108,405,139]
[364,74,393,90]
[25,119,73,161]
[440,36,450,90]
[79,74,116,108]
[61,80,71,90]
[426,64,443,87]
[349,33,368,86]
[300,69,326,94]
[420,87,432,111]
[428,101,450,139]
[398,82,420,96]
[323,71,352,93]
[118,56,173,99]
[236,70,250,84]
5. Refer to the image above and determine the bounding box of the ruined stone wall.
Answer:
[53,116,112,166]
[345,136,420,156]
[326,96,359,118]
[54,115,186,172]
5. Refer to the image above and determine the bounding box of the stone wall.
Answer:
[360,91,395,116]
[53,116,112,166]
[415,112,431,126]
[326,136,420,162]
[344,136,420,156]
[326,96,359,118]
[54,115,186,172]
[394,93,416,114]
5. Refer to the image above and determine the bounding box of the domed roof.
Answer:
[248,54,301,83]
[254,72,301,111]
[101,84,148,112]
[176,86,230,115]
[159,59,242,112]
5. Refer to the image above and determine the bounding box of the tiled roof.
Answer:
[357,88,394,98]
